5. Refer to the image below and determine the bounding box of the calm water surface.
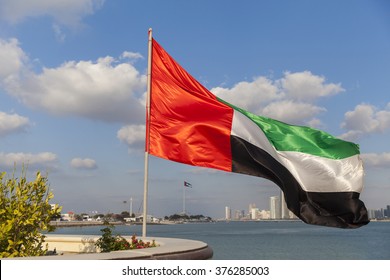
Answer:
[50,221,390,259]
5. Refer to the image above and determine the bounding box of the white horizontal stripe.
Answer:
[231,110,279,159]
[277,151,364,193]
[231,110,364,193]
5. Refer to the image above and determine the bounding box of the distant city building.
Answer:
[280,190,297,219]
[234,210,239,220]
[258,210,270,220]
[234,210,243,220]
[82,214,92,221]
[251,208,259,220]
[225,206,231,220]
[270,196,281,219]
[368,205,390,220]
[249,203,256,215]
[60,211,75,221]
[136,215,160,223]
[280,190,290,219]
[368,209,375,220]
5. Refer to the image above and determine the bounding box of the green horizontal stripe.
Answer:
[218,97,360,159]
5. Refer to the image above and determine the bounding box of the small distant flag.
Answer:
[184,181,192,188]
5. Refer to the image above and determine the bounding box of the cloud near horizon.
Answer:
[340,103,390,141]
[280,71,344,100]
[0,152,58,170]
[70,158,97,170]
[0,111,31,137]
[117,124,145,152]
[362,153,390,169]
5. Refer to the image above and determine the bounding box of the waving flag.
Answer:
[184,181,192,188]
[148,38,369,229]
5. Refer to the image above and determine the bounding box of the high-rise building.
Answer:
[225,206,231,220]
[251,208,259,220]
[270,196,280,219]
[249,203,256,215]
[280,190,290,219]
[368,209,376,219]
[258,209,270,220]
[234,210,242,220]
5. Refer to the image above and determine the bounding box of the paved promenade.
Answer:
[9,235,213,260]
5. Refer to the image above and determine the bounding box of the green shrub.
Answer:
[0,170,62,258]
[95,224,157,252]
[95,224,117,252]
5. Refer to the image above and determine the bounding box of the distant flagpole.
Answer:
[183,183,186,215]
[183,181,192,214]
[142,28,153,238]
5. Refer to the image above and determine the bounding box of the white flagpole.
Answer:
[142,28,153,238]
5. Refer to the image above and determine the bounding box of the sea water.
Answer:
[50,221,390,259]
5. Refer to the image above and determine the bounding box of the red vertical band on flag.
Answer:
[149,39,233,171]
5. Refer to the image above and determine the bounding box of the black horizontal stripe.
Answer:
[230,136,369,229]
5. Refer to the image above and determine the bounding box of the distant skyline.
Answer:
[1,0,390,219]
[223,199,390,221]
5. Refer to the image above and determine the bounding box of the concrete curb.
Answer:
[8,235,213,260]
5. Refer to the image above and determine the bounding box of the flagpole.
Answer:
[142,28,153,238]
[130,196,133,217]
[183,183,186,215]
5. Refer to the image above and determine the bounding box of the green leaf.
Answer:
[0,167,62,258]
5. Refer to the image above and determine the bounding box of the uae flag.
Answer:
[148,38,369,229]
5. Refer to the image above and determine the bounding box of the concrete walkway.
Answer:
[13,235,213,260]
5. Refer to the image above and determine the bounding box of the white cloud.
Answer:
[1,42,146,123]
[280,71,344,100]
[211,76,281,114]
[261,100,326,125]
[0,0,104,27]
[362,153,390,168]
[212,71,341,125]
[121,52,144,62]
[0,152,57,169]
[25,56,145,122]
[52,23,66,42]
[0,111,31,137]
[117,124,145,151]
[306,118,324,129]
[0,38,27,81]
[1,39,345,130]
[70,158,97,170]
[340,103,390,140]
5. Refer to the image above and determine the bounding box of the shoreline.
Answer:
[50,218,389,228]
[50,221,162,227]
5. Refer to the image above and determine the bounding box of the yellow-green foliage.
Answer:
[0,170,62,258]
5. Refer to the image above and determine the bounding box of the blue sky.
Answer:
[0,0,389,218]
